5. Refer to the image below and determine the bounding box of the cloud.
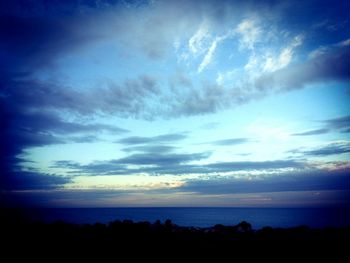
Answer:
[181,168,350,194]
[292,141,350,157]
[291,128,329,136]
[0,170,72,191]
[197,37,220,73]
[117,152,211,166]
[235,19,261,50]
[52,157,350,196]
[210,138,251,146]
[262,35,303,73]
[197,30,232,73]
[189,21,210,54]
[168,83,231,116]
[2,1,350,119]
[116,133,187,145]
[303,142,350,156]
[53,151,211,176]
[1,106,127,155]
[122,145,177,153]
[69,135,101,143]
[173,39,350,117]
[2,0,350,197]
[0,2,108,79]
[290,115,350,137]
[2,1,349,124]
[206,160,303,171]
[0,86,128,192]
[3,75,160,118]
[323,115,350,133]
[255,43,350,92]
[54,157,302,177]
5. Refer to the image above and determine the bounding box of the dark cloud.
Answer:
[303,142,350,156]
[255,44,350,93]
[323,115,350,133]
[181,168,350,194]
[0,103,127,159]
[52,151,211,176]
[291,128,329,136]
[3,108,128,135]
[210,138,250,146]
[206,160,303,171]
[168,83,233,116]
[117,152,210,166]
[117,133,187,145]
[290,115,350,137]
[0,2,107,79]
[69,135,100,143]
[2,76,160,117]
[122,145,177,153]
[0,170,72,191]
[54,157,302,176]
[0,88,128,191]
[292,142,350,157]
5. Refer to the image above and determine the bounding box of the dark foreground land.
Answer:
[1,210,349,261]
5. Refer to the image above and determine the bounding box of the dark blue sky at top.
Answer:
[1,0,350,207]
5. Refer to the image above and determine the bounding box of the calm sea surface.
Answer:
[25,207,350,229]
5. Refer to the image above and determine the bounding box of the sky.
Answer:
[1,0,350,207]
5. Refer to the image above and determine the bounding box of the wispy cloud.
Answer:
[121,145,177,153]
[291,128,329,136]
[323,115,350,133]
[118,152,211,166]
[197,37,220,73]
[189,21,210,54]
[291,141,350,157]
[210,138,251,146]
[116,133,187,145]
[262,35,303,72]
[290,115,350,137]
[235,19,261,50]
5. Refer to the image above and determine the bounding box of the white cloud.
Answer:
[235,19,262,50]
[263,34,303,72]
[216,69,239,85]
[309,37,350,59]
[338,38,350,47]
[188,22,210,54]
[244,54,258,72]
[197,38,219,73]
[308,46,329,59]
[263,48,292,72]
[197,31,233,73]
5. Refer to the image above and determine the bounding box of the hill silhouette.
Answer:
[1,209,349,261]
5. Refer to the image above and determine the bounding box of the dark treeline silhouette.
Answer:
[1,209,349,261]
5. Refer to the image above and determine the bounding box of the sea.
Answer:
[22,207,350,229]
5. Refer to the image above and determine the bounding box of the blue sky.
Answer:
[1,0,350,207]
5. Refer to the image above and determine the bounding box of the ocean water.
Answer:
[26,207,350,229]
